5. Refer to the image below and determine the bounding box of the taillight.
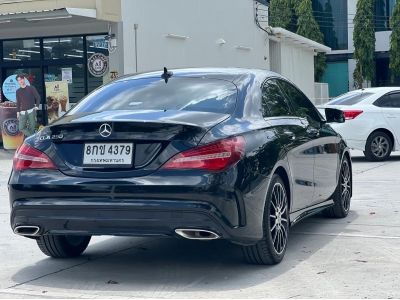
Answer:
[343,110,363,120]
[163,136,245,171]
[13,143,57,171]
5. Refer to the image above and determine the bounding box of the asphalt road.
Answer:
[0,150,399,299]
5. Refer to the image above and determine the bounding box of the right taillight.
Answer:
[162,136,245,171]
[343,110,363,120]
[13,143,57,171]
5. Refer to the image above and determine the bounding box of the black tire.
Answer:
[36,235,91,258]
[242,174,289,265]
[324,156,352,218]
[364,131,392,161]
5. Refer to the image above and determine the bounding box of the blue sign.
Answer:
[2,75,30,102]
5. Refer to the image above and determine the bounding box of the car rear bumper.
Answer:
[12,198,229,238]
[9,169,266,245]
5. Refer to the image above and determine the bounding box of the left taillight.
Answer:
[13,143,57,171]
[162,136,245,171]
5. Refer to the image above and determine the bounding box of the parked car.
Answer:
[319,87,400,161]
[9,68,352,265]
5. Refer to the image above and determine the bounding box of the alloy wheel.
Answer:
[341,160,351,213]
[371,136,390,158]
[269,182,288,255]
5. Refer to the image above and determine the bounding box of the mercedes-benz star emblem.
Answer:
[99,124,112,138]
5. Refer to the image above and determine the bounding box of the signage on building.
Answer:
[88,53,109,77]
[2,118,19,136]
[2,75,30,102]
[45,81,70,124]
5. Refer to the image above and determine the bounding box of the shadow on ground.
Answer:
[351,153,400,163]
[10,212,357,294]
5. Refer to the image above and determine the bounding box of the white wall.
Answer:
[279,42,315,100]
[120,0,269,74]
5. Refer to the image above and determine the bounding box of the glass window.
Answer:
[329,91,373,106]
[374,93,400,108]
[68,77,238,115]
[261,79,292,118]
[86,35,109,56]
[278,79,322,125]
[375,0,396,32]
[43,36,84,60]
[86,35,109,93]
[312,0,348,50]
[2,39,41,61]
[45,64,85,104]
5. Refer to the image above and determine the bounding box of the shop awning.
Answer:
[0,7,97,23]
[270,27,331,54]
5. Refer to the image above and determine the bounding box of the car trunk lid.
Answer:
[41,110,229,178]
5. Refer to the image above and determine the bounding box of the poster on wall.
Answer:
[1,75,30,102]
[45,81,70,124]
[61,68,73,84]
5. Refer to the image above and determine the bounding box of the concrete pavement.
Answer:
[0,150,399,298]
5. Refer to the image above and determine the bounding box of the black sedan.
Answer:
[9,68,352,265]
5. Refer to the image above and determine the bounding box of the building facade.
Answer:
[313,0,398,98]
[0,0,329,126]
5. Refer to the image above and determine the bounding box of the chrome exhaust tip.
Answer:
[175,229,220,240]
[14,226,40,237]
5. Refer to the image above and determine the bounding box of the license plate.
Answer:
[83,143,133,167]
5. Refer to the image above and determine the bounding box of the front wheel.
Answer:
[242,174,289,265]
[36,235,91,258]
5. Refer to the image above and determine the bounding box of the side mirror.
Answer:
[325,108,345,123]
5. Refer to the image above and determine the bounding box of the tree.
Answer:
[353,0,375,88]
[296,0,326,82]
[389,1,400,82]
[269,0,292,29]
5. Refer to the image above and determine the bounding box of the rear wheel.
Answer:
[36,235,91,258]
[242,174,289,265]
[364,131,392,161]
[324,156,352,218]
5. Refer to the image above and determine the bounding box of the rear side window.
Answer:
[277,79,322,125]
[328,91,373,106]
[374,93,400,108]
[68,77,238,115]
[261,79,292,117]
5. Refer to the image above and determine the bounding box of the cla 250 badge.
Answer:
[39,134,64,141]
[2,119,18,136]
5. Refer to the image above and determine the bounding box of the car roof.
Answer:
[115,67,284,86]
[351,87,400,94]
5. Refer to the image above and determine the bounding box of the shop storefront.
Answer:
[0,34,109,125]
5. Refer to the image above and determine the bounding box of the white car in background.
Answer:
[320,87,400,161]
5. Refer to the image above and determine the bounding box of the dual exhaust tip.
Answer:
[14,225,40,237]
[175,229,220,240]
[14,226,220,240]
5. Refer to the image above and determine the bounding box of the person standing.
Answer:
[16,74,40,137]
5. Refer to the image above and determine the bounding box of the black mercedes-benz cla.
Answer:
[9,68,352,265]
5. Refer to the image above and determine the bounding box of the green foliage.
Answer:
[269,0,292,28]
[353,0,375,87]
[389,1,400,81]
[295,0,326,81]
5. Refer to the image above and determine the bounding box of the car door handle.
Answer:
[283,131,296,140]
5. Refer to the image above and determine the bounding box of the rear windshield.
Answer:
[68,77,238,115]
[327,91,373,106]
